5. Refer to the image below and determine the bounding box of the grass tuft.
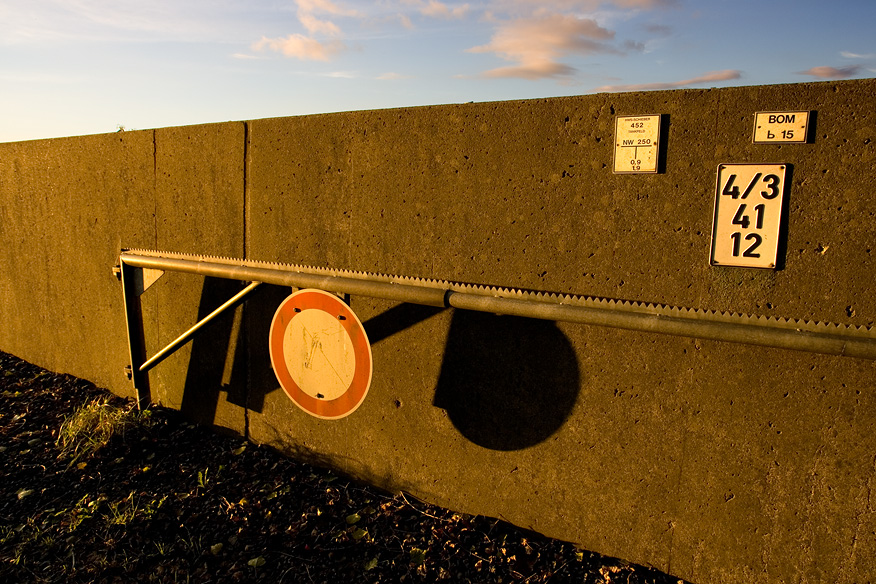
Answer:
[56,397,141,465]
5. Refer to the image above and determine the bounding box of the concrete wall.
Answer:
[2,79,875,583]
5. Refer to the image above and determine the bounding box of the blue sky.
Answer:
[1,0,874,143]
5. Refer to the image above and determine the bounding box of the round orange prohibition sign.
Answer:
[269,289,372,420]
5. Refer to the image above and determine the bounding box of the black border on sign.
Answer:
[612,114,662,174]
[752,111,811,144]
[709,163,791,270]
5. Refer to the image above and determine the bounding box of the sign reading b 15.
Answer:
[753,111,809,143]
[710,164,788,269]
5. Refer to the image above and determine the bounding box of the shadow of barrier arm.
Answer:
[117,249,876,407]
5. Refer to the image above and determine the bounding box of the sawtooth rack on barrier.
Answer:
[116,249,876,410]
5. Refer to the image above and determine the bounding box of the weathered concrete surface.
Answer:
[0,123,248,432]
[244,80,876,583]
[0,131,156,395]
[147,123,247,432]
[2,80,876,583]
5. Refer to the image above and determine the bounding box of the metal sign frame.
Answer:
[116,250,876,409]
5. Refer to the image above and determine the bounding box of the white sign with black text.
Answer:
[613,114,660,173]
[753,111,809,143]
[710,163,788,269]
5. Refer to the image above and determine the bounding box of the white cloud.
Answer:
[596,69,741,92]
[485,0,677,13]
[797,65,862,79]
[296,0,362,36]
[463,0,676,80]
[841,51,876,60]
[299,12,344,36]
[5,0,678,78]
[468,13,619,79]
[0,0,249,44]
[253,0,363,61]
[480,62,579,80]
[252,34,345,61]
[297,0,361,17]
[420,1,471,19]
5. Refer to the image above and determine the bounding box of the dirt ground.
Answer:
[1,351,683,583]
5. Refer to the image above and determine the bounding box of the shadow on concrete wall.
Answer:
[245,284,291,415]
[242,289,579,451]
[775,164,794,271]
[179,277,249,426]
[433,312,580,451]
[359,302,582,450]
[246,289,452,414]
[362,302,447,344]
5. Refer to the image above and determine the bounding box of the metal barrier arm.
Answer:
[118,249,876,408]
[117,255,262,409]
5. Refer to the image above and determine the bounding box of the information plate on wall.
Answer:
[710,164,788,269]
[613,115,660,173]
[753,111,809,143]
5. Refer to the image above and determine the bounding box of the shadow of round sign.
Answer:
[269,289,372,420]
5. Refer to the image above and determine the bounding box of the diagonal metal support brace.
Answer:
[139,281,261,375]
[118,254,262,409]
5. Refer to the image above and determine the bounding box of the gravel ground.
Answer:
[1,350,683,584]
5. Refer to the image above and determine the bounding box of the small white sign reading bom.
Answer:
[753,111,810,143]
[613,114,661,173]
[710,163,788,269]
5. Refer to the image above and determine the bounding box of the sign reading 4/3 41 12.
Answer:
[710,164,789,269]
